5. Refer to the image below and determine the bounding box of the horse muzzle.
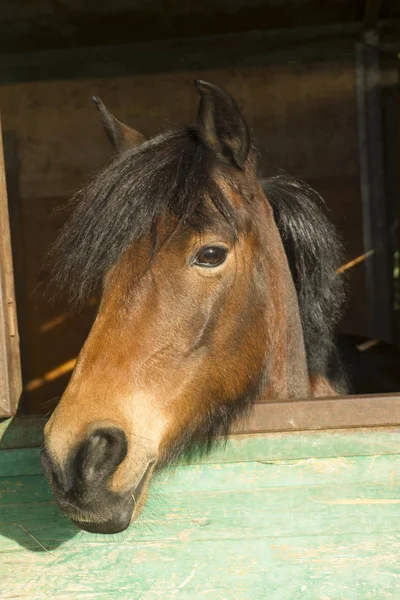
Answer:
[41,424,155,534]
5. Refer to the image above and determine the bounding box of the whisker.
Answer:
[14,523,54,555]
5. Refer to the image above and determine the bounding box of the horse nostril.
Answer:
[40,445,64,490]
[77,426,128,483]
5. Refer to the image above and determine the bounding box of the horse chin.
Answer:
[71,504,133,534]
[70,461,154,534]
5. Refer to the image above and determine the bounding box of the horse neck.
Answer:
[256,190,311,400]
[264,274,311,400]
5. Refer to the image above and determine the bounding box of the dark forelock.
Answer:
[50,126,250,305]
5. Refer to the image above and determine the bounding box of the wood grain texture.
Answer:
[3,426,400,476]
[1,426,400,598]
[0,117,22,417]
[3,393,400,452]
[0,415,45,449]
[235,394,400,433]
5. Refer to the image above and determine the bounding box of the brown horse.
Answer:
[41,81,346,534]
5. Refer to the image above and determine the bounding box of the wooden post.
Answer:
[355,30,393,342]
[0,115,22,416]
[380,53,400,347]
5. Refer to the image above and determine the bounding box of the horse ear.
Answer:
[194,80,250,169]
[92,96,146,152]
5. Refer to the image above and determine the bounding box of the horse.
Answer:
[41,80,347,534]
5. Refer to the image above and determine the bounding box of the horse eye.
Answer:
[193,245,228,268]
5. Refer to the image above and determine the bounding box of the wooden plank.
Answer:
[0,447,42,477]
[235,394,400,433]
[0,416,45,450]
[2,481,400,545]
[2,454,400,506]
[363,0,383,31]
[1,441,400,599]
[2,533,400,599]
[3,482,400,549]
[0,117,22,417]
[3,427,400,477]
[0,23,358,84]
[3,131,29,390]
[380,53,400,347]
[3,394,400,451]
[355,32,394,342]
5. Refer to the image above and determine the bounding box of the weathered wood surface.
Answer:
[236,394,400,433]
[3,393,400,452]
[0,415,46,449]
[1,427,400,598]
[0,117,22,417]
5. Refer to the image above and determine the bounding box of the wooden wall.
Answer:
[0,60,366,414]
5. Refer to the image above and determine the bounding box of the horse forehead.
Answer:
[214,171,253,203]
[101,178,261,301]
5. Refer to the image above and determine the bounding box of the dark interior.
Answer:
[0,0,399,414]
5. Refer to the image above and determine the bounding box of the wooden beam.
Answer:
[3,132,29,394]
[380,54,400,347]
[3,428,400,477]
[0,118,22,417]
[2,19,399,85]
[0,22,360,84]
[363,0,383,32]
[2,394,400,449]
[355,31,394,342]
[234,394,400,434]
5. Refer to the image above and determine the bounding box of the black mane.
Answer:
[51,126,248,305]
[262,175,347,391]
[51,126,347,392]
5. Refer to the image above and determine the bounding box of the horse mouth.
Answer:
[130,460,155,515]
[71,461,155,534]
[71,499,134,534]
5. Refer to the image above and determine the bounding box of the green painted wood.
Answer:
[0,447,42,477]
[1,453,400,506]
[2,417,400,475]
[2,426,400,598]
[1,533,400,599]
[2,481,400,549]
[0,416,45,449]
